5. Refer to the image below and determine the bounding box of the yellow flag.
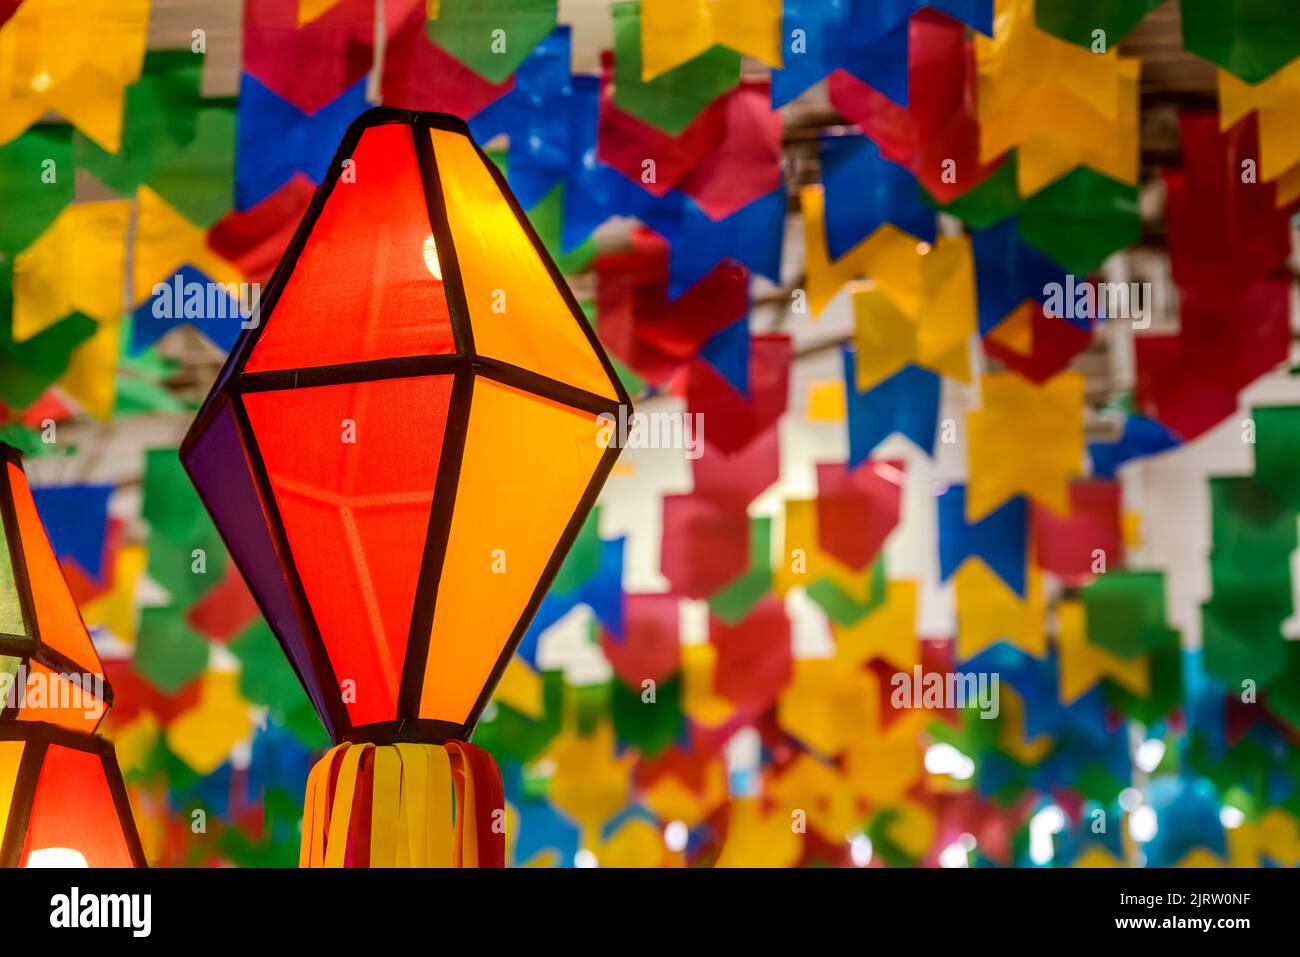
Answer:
[807,380,847,422]
[60,316,121,420]
[714,797,802,867]
[594,818,666,867]
[954,561,1047,660]
[165,671,255,775]
[109,712,161,775]
[832,579,919,672]
[1220,61,1300,184]
[975,0,1138,195]
[133,186,245,305]
[800,184,927,316]
[777,658,880,757]
[995,683,1053,764]
[1277,162,1300,206]
[852,288,917,389]
[543,723,633,837]
[844,735,924,804]
[640,0,782,81]
[680,642,734,728]
[851,235,976,390]
[0,0,150,150]
[82,544,147,644]
[768,753,860,843]
[967,371,1084,521]
[491,657,544,719]
[1226,808,1300,867]
[13,199,131,341]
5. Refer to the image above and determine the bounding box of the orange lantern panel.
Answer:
[0,447,111,731]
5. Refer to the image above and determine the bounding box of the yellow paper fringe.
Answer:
[300,741,497,868]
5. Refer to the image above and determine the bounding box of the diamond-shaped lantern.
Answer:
[181,110,631,866]
[0,445,143,867]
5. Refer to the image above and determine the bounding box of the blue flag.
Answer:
[30,483,113,581]
[131,265,247,355]
[938,485,1028,595]
[235,73,368,210]
[844,351,940,462]
[820,134,935,258]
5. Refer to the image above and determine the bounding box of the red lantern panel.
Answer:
[245,122,456,374]
[0,724,144,868]
[243,375,454,725]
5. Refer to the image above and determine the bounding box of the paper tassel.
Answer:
[300,740,505,868]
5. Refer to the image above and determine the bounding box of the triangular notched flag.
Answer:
[938,484,1028,595]
[234,73,368,209]
[1087,414,1180,479]
[843,349,940,463]
[699,317,750,397]
[819,133,936,260]
[30,483,114,582]
[667,187,785,296]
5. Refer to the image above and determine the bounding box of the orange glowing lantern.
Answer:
[181,110,631,866]
[0,444,144,867]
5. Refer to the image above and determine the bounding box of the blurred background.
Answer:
[3,0,1300,866]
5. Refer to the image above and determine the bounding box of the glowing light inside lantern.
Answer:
[423,235,442,280]
[26,847,90,868]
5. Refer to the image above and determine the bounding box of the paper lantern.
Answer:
[182,109,631,866]
[0,444,111,732]
[0,444,142,868]
[0,723,145,867]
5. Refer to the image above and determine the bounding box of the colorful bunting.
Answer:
[6,0,1299,872]
[774,0,993,108]
[234,73,368,209]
